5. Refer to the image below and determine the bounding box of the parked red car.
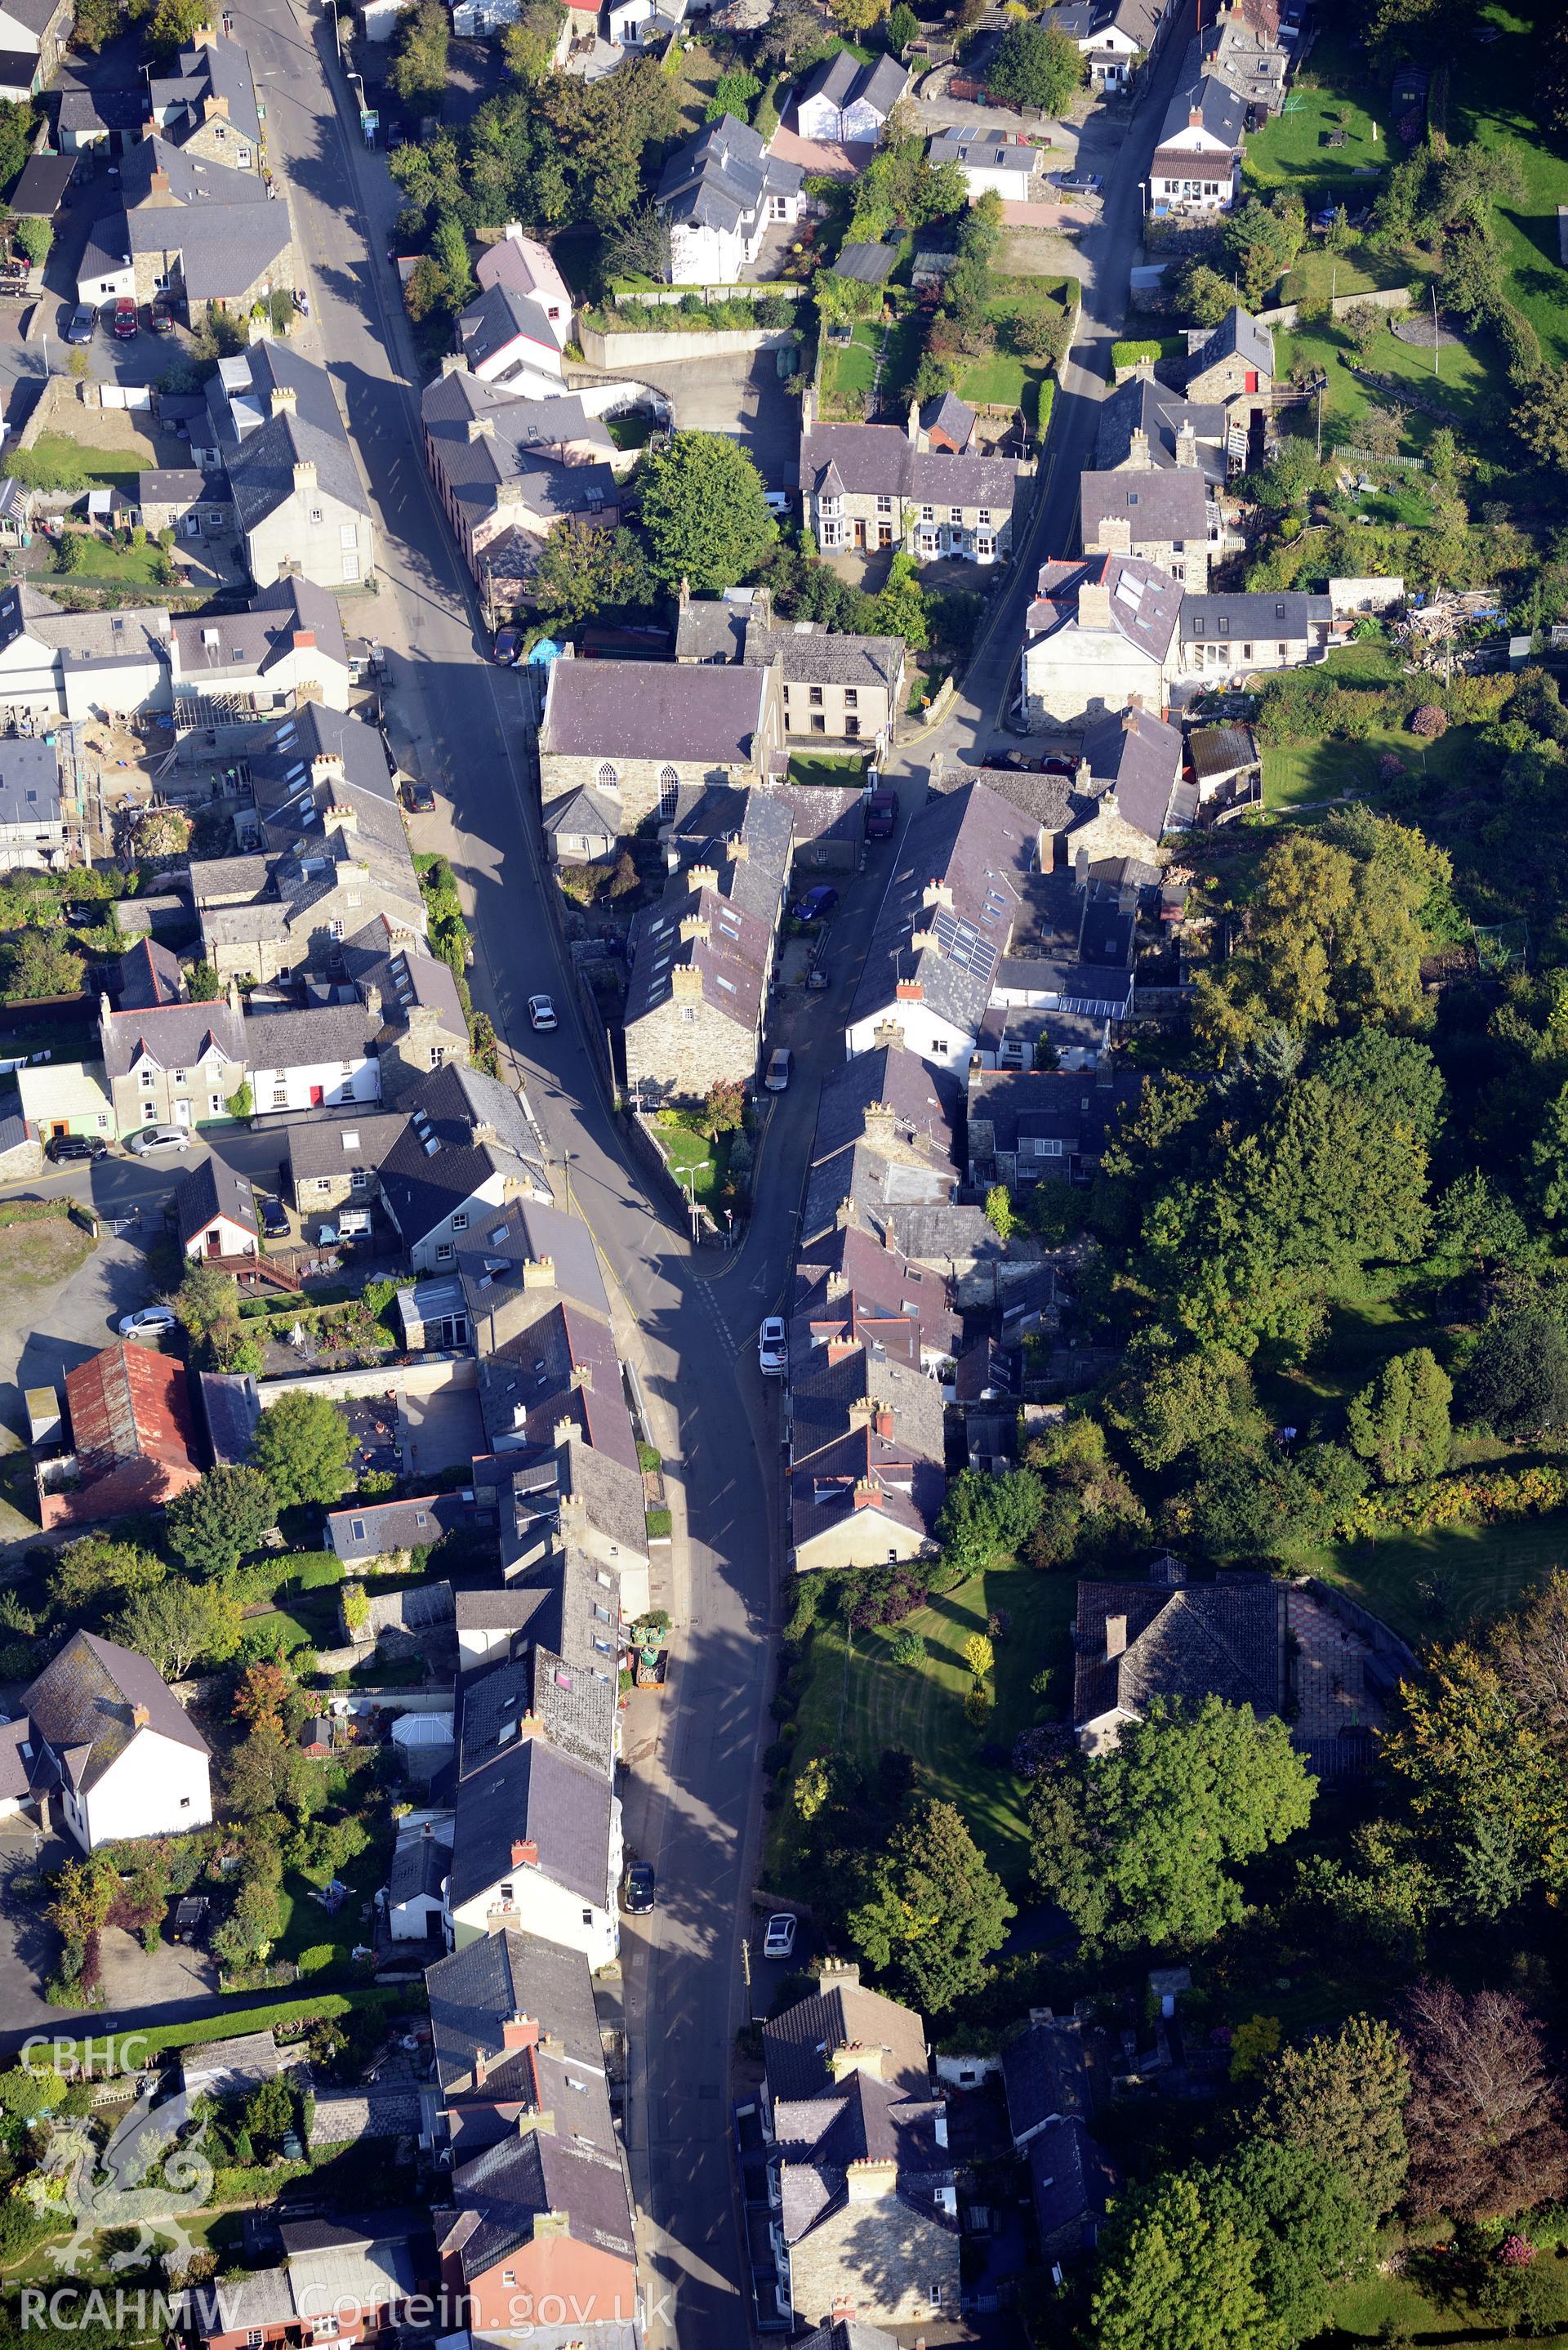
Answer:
[112,296,138,340]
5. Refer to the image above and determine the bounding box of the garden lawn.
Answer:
[607,411,653,450]
[954,276,1072,427]
[1239,29,1388,203]
[672,43,724,137]
[785,1567,1076,1889]
[1263,716,1481,809]
[787,750,866,787]
[1301,1513,1568,1648]
[1452,2,1568,372]
[1330,2229,1568,2344]
[26,433,143,491]
[820,319,882,418]
[657,1123,730,1204]
[0,1209,92,1292]
[56,538,172,591]
[1272,311,1508,448]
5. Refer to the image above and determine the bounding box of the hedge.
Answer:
[646,1506,672,1540]
[39,1987,402,2070]
[1336,1462,1568,1541]
[1110,336,1182,373]
[1037,378,1054,436]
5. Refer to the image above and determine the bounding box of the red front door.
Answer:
[1245,370,1258,393]
[310,1086,324,1106]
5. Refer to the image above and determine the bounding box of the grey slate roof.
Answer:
[1095,374,1228,476]
[447,1728,612,1913]
[1026,553,1182,663]
[559,1429,648,1562]
[149,30,262,145]
[338,921,468,1045]
[388,1834,449,1906]
[173,1147,257,1248]
[1002,2018,1093,2143]
[541,657,771,765]
[1179,589,1332,643]
[0,736,60,829]
[967,1067,1142,1167]
[221,342,366,528]
[920,390,977,449]
[1073,1575,1285,1726]
[448,2130,634,2276]
[461,1641,615,1777]
[832,239,898,286]
[197,1368,260,1465]
[327,1493,466,1563]
[286,1108,408,1186]
[795,48,907,118]
[1188,722,1260,782]
[800,420,1023,512]
[764,1966,929,2105]
[742,623,903,693]
[457,281,561,370]
[309,2085,424,2147]
[847,778,1038,1041]
[172,574,351,685]
[242,1001,376,1074]
[1029,2116,1116,2246]
[377,1060,549,1253]
[655,113,802,235]
[1080,705,1183,838]
[420,368,617,528]
[24,1632,208,1795]
[674,592,754,662]
[1189,303,1275,381]
[426,1923,605,2094]
[1080,465,1209,547]
[100,993,245,1083]
[1158,47,1246,149]
[929,125,1039,172]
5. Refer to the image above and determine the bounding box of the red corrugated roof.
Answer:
[65,1343,198,1477]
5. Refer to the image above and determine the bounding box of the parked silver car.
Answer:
[127,1124,190,1154]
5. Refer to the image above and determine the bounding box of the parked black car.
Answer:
[46,1134,107,1162]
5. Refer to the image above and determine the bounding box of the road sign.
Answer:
[360,109,378,142]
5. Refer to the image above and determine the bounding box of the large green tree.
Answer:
[1223,194,1304,306]
[165,1465,278,1579]
[1031,1697,1316,1953]
[1105,1346,1265,1473]
[252,1392,354,1509]
[1464,1304,1568,1437]
[845,1795,1013,2013]
[935,1467,1044,1573]
[637,431,777,592]
[984,20,1084,113]
[390,0,449,108]
[109,1580,243,1680]
[1257,2014,1410,2222]
[1345,1347,1451,1485]
[1092,2171,1276,2350]
[532,518,654,627]
[1205,2139,1376,2345]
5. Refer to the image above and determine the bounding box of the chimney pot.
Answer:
[131,1701,149,1729]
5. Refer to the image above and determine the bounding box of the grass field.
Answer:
[786,1567,1077,1888]
[1303,1512,1568,1648]
[27,433,144,490]
[1263,716,1481,809]
[1272,310,1508,448]
[952,276,1072,426]
[787,750,867,787]
[0,1209,93,1294]
[1454,2,1568,372]
[657,1122,730,1203]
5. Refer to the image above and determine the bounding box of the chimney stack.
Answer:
[271,383,298,417]
[1106,1613,1127,1659]
[501,2013,540,2051]
[292,457,317,493]
[845,2157,900,2201]
[894,979,924,1003]
[510,1838,538,1868]
[521,1255,555,1289]
[1077,578,1114,629]
[1126,426,1152,471]
[1174,421,1198,468]
[131,1701,149,1729]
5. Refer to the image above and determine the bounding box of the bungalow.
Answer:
[538,653,786,834]
[928,124,1040,201]
[385,1826,450,1941]
[653,114,804,286]
[793,49,908,142]
[21,1630,211,1849]
[1019,553,1182,728]
[16,1060,113,1148]
[173,1149,261,1265]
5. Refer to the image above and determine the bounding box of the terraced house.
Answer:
[539,653,786,835]
[204,343,375,592]
[76,136,296,326]
[799,393,1030,565]
[421,367,624,603]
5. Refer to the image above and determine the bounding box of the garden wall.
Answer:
[1254,284,1412,332]
[256,1354,478,1404]
[579,323,797,368]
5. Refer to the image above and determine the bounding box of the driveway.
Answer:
[0,1211,164,1451]
[624,349,802,491]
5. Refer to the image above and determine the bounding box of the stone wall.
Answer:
[540,749,762,833]
[1254,284,1411,332]
[579,323,797,368]
[625,994,759,1108]
[256,1353,479,1404]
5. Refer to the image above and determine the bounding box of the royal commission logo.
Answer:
[25,2072,212,2281]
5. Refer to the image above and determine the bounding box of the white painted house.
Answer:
[606,0,687,50]
[653,115,804,286]
[21,1632,212,1852]
[793,50,908,143]
[386,1821,452,1940]
[1149,51,1245,212]
[243,1003,381,1114]
[445,1733,621,1967]
[456,283,568,399]
[927,127,1040,203]
[474,225,572,347]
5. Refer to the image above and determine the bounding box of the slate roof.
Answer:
[929,125,1039,172]
[173,1148,258,1248]
[387,1834,449,1906]
[833,239,898,285]
[0,735,60,830]
[479,1296,638,1472]
[308,2085,424,2147]
[1029,2116,1116,2247]
[541,658,772,766]
[764,1966,929,2105]
[775,2074,952,2244]
[327,1492,467,1563]
[920,390,978,449]
[1080,705,1183,837]
[800,421,1023,512]
[1178,590,1332,643]
[420,369,617,526]
[197,1368,260,1465]
[1158,49,1246,149]
[1095,375,1227,476]
[742,623,904,693]
[286,1109,408,1185]
[106,148,295,301]
[447,1728,612,1913]
[654,113,803,235]
[24,1630,208,1795]
[243,702,415,912]
[149,31,262,145]
[1026,553,1183,662]
[242,1001,376,1073]
[625,881,772,1036]
[674,591,755,662]
[1073,1575,1285,1727]
[1001,2019,1094,2143]
[1188,722,1260,782]
[121,133,268,212]
[221,342,367,528]
[813,1041,962,1164]
[447,2131,634,2276]
[847,778,1038,1041]
[457,281,562,370]
[795,48,907,118]
[377,1060,549,1253]
[559,1431,648,1562]
[457,1193,610,1322]
[337,921,469,1045]
[172,574,351,685]
[958,765,1080,835]
[136,467,228,510]
[1080,465,1209,547]
[966,1067,1143,1170]
[1189,303,1275,381]
[427,1924,606,2094]
[179,2029,281,2094]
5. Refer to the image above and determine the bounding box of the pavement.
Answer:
[0,9,1199,2336]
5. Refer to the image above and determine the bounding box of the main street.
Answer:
[9,2,1205,2327]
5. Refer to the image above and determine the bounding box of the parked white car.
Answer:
[763,1914,797,1960]
[758,1316,787,1376]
